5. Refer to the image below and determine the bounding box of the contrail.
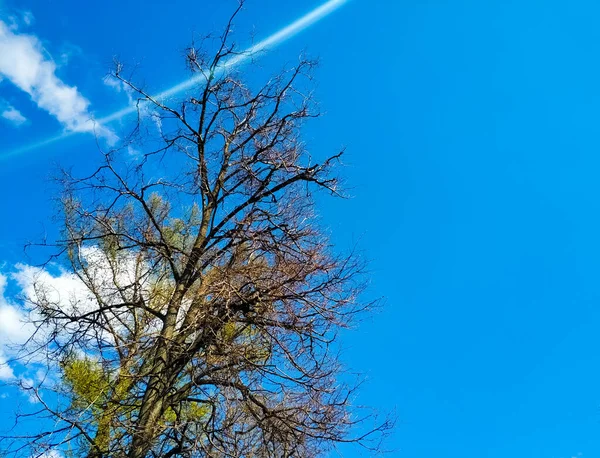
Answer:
[1,0,349,161]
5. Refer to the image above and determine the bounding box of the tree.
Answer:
[2,4,390,457]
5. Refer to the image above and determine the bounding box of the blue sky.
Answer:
[1,0,600,457]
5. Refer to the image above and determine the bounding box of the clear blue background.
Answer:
[1,1,600,457]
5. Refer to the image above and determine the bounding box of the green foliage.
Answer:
[163,401,211,425]
[61,357,110,409]
[61,355,211,453]
[61,357,137,453]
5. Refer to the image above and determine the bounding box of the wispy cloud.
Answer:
[57,42,83,67]
[103,74,134,104]
[2,0,349,160]
[4,9,34,31]
[21,10,33,26]
[98,0,349,124]
[0,19,116,142]
[1,103,27,126]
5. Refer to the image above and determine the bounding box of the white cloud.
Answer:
[0,273,29,380]
[11,263,87,310]
[0,266,69,380]
[0,274,33,344]
[6,0,350,158]
[1,104,27,126]
[0,351,15,380]
[0,20,116,143]
[0,247,167,385]
[34,451,63,458]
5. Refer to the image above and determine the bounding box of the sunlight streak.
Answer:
[1,0,349,160]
